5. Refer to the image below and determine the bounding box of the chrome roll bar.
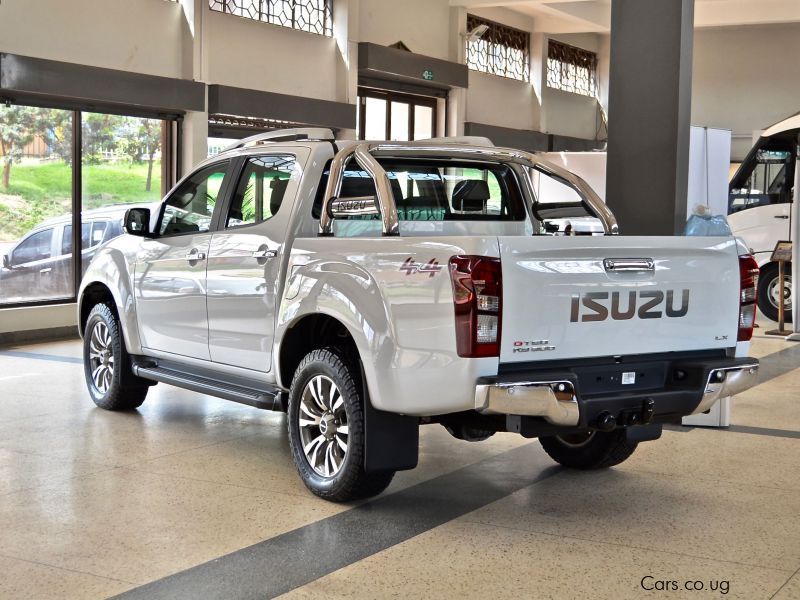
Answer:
[318,141,619,236]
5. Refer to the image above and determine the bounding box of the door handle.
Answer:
[252,248,278,259]
[39,267,52,274]
[186,249,207,261]
[774,215,790,219]
[603,258,655,273]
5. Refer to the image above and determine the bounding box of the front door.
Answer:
[206,152,303,372]
[135,160,232,360]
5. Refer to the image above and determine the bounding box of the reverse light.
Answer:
[450,255,502,357]
[738,255,759,342]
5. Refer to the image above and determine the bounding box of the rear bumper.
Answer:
[475,356,759,429]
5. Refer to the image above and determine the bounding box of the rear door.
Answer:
[135,160,233,360]
[206,151,305,372]
[498,236,742,363]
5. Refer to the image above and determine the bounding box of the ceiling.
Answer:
[450,0,800,33]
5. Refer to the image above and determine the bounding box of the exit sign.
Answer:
[422,69,434,81]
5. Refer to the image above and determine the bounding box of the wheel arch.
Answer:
[277,312,361,391]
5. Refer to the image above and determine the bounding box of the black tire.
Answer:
[287,347,394,502]
[757,263,792,323]
[83,303,149,411]
[539,429,638,470]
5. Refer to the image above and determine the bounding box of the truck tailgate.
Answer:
[499,236,741,363]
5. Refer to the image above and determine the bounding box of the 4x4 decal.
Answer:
[400,257,442,277]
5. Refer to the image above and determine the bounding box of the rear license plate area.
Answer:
[575,362,668,396]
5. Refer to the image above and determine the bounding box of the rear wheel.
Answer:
[758,263,792,323]
[83,303,149,411]
[539,429,638,469]
[287,348,394,502]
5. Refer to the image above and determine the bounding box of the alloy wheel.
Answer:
[88,321,114,394]
[298,374,349,477]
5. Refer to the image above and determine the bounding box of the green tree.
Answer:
[118,117,162,192]
[82,113,123,164]
[0,106,38,189]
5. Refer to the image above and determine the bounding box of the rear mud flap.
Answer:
[361,363,419,473]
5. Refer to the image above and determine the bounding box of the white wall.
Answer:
[0,0,187,79]
[359,0,451,60]
[693,23,800,160]
[540,33,603,140]
[464,7,541,133]
[466,71,540,131]
[204,10,343,101]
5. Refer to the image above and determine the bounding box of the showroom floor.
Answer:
[0,324,798,600]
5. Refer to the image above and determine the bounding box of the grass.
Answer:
[0,161,162,241]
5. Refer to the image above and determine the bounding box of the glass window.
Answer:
[313,159,526,222]
[390,102,410,142]
[529,169,594,231]
[358,89,437,141]
[208,0,333,36]
[466,14,530,81]
[227,155,296,227]
[364,97,386,140]
[414,105,434,141]
[62,221,109,255]
[159,162,229,235]
[0,105,74,305]
[729,141,794,214]
[546,39,598,97]
[11,229,53,265]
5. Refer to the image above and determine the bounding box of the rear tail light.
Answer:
[449,255,502,357]
[738,255,759,341]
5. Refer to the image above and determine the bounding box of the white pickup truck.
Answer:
[78,129,760,502]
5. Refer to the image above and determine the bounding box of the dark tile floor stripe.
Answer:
[0,350,83,364]
[725,425,800,439]
[112,444,561,600]
[753,342,800,385]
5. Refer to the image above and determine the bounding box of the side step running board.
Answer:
[133,364,285,411]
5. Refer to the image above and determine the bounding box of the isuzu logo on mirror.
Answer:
[570,290,690,322]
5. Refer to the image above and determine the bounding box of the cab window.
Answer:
[226,155,296,228]
[61,221,109,255]
[159,162,229,235]
[12,229,53,265]
[729,137,795,214]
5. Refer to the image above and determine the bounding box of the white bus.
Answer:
[728,113,799,322]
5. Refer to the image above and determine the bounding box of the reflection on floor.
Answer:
[0,322,798,599]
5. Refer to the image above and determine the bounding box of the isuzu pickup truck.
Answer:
[78,129,760,501]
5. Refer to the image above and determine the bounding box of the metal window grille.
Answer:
[209,0,333,36]
[465,15,530,82]
[546,39,597,97]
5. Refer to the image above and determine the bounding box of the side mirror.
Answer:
[124,207,152,237]
[327,196,380,219]
[2,254,10,269]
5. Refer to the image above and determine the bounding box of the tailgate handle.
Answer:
[603,258,654,273]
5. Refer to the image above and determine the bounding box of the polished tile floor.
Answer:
[0,324,798,599]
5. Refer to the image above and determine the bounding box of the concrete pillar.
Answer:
[605,0,694,235]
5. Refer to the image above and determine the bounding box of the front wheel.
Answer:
[83,303,149,411]
[539,429,638,470]
[287,348,394,502]
[757,263,792,323]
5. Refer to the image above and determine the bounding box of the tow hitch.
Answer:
[595,398,658,434]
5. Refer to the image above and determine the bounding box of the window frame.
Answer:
[0,105,180,310]
[546,38,598,98]
[357,88,438,142]
[155,159,235,238]
[208,0,333,37]
[222,153,299,231]
[465,14,531,82]
[10,227,56,267]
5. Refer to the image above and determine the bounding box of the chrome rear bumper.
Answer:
[475,361,760,427]
[474,380,580,426]
[691,362,759,415]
